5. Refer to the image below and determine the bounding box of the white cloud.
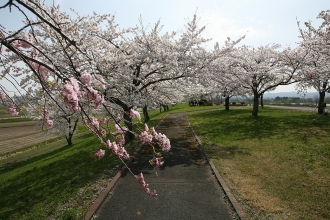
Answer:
[200,9,267,46]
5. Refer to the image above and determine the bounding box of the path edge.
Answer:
[84,113,170,220]
[186,115,249,220]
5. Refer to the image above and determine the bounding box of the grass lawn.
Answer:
[0,103,206,219]
[0,128,138,220]
[144,103,224,127]
[0,103,222,219]
[187,106,330,220]
[0,133,125,219]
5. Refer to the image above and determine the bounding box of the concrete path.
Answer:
[92,113,238,220]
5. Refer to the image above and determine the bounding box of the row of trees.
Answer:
[0,0,242,197]
[0,0,329,196]
[179,10,329,116]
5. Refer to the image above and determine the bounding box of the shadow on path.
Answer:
[94,113,236,220]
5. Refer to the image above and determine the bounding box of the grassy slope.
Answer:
[0,133,125,219]
[187,106,330,220]
[3,103,326,219]
[0,103,214,220]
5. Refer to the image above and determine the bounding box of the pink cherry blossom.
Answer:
[12,67,21,73]
[70,77,80,93]
[84,86,104,109]
[93,79,105,89]
[13,40,21,49]
[129,109,141,120]
[0,90,5,100]
[156,133,171,152]
[144,123,149,131]
[118,134,125,146]
[135,173,157,197]
[95,149,105,159]
[64,84,74,93]
[30,61,48,74]
[89,117,100,130]
[112,124,127,135]
[45,119,53,128]
[106,139,129,159]
[139,130,153,143]
[20,33,32,48]
[152,157,164,168]
[151,127,171,152]
[64,83,80,112]
[8,102,19,116]
[98,117,110,124]
[80,73,92,85]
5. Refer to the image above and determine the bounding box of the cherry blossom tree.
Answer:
[296,10,330,114]
[0,0,173,197]
[0,0,241,199]
[22,92,80,145]
[226,44,307,117]
[95,14,240,127]
[203,53,249,111]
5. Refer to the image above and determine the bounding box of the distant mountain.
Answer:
[263,91,330,99]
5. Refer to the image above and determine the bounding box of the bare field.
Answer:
[0,121,57,155]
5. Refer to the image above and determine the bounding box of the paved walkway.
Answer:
[91,113,241,220]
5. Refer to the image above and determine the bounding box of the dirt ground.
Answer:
[0,121,57,155]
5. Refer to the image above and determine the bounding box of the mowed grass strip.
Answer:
[187,107,330,220]
[144,103,224,127]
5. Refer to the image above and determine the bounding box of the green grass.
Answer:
[0,104,186,220]
[0,132,138,220]
[187,106,330,220]
[0,102,222,219]
[144,103,224,128]
[0,117,31,123]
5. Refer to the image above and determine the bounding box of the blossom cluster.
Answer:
[106,136,130,160]
[0,90,19,116]
[129,108,141,120]
[135,172,157,197]
[139,124,171,153]
[63,78,81,112]
[43,109,53,129]
[0,90,6,100]
[151,127,171,152]
[150,157,164,168]
[8,102,19,116]
[138,123,171,170]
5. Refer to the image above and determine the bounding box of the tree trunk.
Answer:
[123,111,134,142]
[65,118,79,146]
[260,93,264,108]
[66,135,73,146]
[318,91,326,114]
[143,104,150,123]
[252,92,260,117]
[103,96,135,142]
[225,96,230,111]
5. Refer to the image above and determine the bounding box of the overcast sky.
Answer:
[1,0,329,93]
